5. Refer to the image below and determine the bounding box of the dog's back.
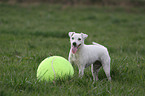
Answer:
[92,42,105,47]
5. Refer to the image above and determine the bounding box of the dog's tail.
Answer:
[92,42,104,47]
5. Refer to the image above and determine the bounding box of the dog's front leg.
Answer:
[79,66,85,78]
[68,52,73,64]
[68,57,73,64]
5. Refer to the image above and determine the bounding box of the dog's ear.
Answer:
[68,32,75,37]
[81,33,88,40]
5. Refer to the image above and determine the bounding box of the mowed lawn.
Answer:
[0,3,145,96]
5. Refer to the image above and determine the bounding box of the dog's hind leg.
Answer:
[102,57,111,81]
[91,61,102,81]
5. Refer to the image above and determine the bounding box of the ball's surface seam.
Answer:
[51,57,56,80]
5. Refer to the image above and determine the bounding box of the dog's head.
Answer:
[68,32,88,54]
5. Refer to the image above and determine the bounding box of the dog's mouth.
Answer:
[72,44,81,54]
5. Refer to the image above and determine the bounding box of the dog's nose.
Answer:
[73,42,77,47]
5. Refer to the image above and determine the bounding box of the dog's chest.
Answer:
[70,53,88,68]
[71,54,79,62]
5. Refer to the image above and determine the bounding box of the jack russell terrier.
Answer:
[68,32,111,81]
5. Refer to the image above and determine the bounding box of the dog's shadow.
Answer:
[72,64,123,82]
[86,67,123,81]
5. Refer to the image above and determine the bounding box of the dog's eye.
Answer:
[72,37,74,40]
[78,38,81,41]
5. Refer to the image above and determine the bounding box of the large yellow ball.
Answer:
[37,56,74,82]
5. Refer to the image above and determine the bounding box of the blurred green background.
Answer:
[0,1,145,96]
[0,0,145,6]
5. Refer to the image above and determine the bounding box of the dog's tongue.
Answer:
[72,47,78,54]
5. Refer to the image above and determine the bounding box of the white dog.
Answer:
[68,32,111,81]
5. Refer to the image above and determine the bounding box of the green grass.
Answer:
[0,3,145,96]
